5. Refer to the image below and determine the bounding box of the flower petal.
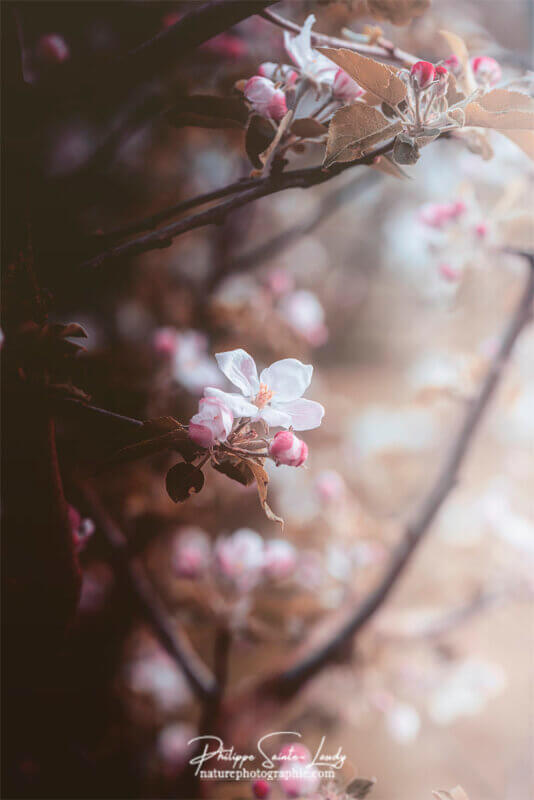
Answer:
[259,406,293,429]
[260,358,313,402]
[275,398,325,431]
[215,349,259,397]
[204,387,258,418]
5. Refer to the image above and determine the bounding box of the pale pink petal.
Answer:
[260,359,313,402]
[215,349,259,396]
[204,387,258,418]
[259,406,293,429]
[275,398,324,431]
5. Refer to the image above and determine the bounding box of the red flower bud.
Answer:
[444,55,461,76]
[38,34,70,64]
[471,56,502,87]
[252,779,271,799]
[410,60,436,89]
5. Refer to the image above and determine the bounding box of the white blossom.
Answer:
[205,349,324,430]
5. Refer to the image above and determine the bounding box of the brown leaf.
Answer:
[165,462,204,502]
[393,135,420,164]
[464,102,534,130]
[324,103,401,167]
[246,114,276,168]
[98,419,200,469]
[446,73,466,107]
[370,154,410,179]
[345,776,376,798]
[366,0,430,25]
[291,117,328,138]
[318,48,407,107]
[212,455,255,486]
[244,459,284,528]
[500,129,534,160]
[477,89,534,113]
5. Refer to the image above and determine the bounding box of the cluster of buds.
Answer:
[397,59,463,140]
[187,348,324,468]
[241,15,362,136]
[172,527,298,593]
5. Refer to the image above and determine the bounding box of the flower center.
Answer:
[254,383,274,409]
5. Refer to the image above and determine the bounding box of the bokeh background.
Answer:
[2,2,533,799]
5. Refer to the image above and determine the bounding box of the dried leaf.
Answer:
[98,418,200,469]
[501,129,534,160]
[212,455,255,486]
[165,462,204,503]
[346,776,376,798]
[366,0,430,25]
[246,114,276,168]
[324,103,401,167]
[446,73,466,107]
[258,110,293,172]
[464,102,534,130]
[291,117,328,138]
[447,107,465,127]
[371,154,410,179]
[477,89,534,113]
[244,459,284,528]
[318,48,407,107]
[393,135,420,164]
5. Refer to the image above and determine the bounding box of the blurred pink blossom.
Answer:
[214,528,265,592]
[172,527,211,579]
[263,539,298,580]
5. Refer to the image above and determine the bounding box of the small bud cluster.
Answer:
[172,527,298,593]
[240,15,362,137]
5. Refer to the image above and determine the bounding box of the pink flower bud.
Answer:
[443,55,462,76]
[315,470,346,504]
[258,62,298,84]
[475,221,488,238]
[332,68,363,102]
[202,33,247,60]
[264,539,297,580]
[410,60,436,89]
[438,262,461,282]
[451,199,467,218]
[172,527,211,579]
[153,327,177,355]
[252,779,271,799]
[214,528,265,592]
[188,397,233,448]
[162,12,181,29]
[69,505,95,553]
[266,268,295,296]
[38,34,70,64]
[277,744,319,798]
[269,431,308,467]
[471,56,502,87]
[244,76,287,121]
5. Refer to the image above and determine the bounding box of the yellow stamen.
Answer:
[254,383,274,409]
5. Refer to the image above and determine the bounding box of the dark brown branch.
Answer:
[33,1,279,107]
[246,254,534,699]
[79,140,396,270]
[260,9,417,67]
[225,170,379,279]
[79,483,217,701]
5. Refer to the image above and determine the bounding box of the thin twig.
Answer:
[79,483,217,701]
[244,255,534,698]
[79,140,396,270]
[259,9,417,68]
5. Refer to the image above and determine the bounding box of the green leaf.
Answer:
[165,462,204,503]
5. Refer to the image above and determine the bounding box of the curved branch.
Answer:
[79,483,217,701]
[260,9,417,68]
[240,254,534,700]
[79,140,396,270]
